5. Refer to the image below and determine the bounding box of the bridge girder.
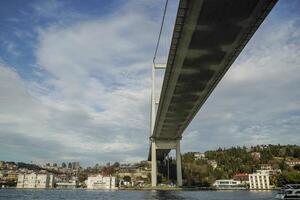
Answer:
[149,0,277,161]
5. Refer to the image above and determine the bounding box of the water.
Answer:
[0,189,277,200]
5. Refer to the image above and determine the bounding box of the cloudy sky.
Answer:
[0,0,299,166]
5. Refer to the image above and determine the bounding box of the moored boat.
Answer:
[275,184,300,199]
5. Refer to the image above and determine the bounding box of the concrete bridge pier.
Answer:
[175,140,182,186]
[151,140,157,187]
[151,139,182,187]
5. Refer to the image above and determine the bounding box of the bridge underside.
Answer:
[149,0,277,160]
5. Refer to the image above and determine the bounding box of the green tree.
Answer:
[293,164,300,171]
[277,171,300,186]
[78,172,88,183]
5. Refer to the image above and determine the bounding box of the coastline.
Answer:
[1,186,281,192]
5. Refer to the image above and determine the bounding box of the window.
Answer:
[220,181,229,184]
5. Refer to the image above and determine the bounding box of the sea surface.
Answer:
[0,189,277,200]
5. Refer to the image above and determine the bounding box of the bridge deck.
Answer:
[150,0,277,160]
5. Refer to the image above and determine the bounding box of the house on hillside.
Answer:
[194,152,206,160]
[285,159,300,167]
[207,160,217,169]
[251,152,261,160]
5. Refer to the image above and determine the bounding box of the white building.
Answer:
[86,175,116,189]
[56,180,78,189]
[259,164,273,170]
[251,152,261,160]
[257,169,281,176]
[194,152,206,160]
[213,179,246,189]
[249,170,271,190]
[285,159,300,167]
[17,173,54,188]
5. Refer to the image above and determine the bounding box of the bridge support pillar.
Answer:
[151,141,157,187]
[150,139,182,187]
[176,140,182,187]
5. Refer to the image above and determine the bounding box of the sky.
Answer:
[0,0,299,167]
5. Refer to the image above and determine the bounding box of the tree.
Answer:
[78,172,88,183]
[294,148,300,158]
[294,164,300,171]
[101,166,115,176]
[279,160,289,171]
[277,171,300,186]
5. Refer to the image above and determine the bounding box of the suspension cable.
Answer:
[153,0,169,64]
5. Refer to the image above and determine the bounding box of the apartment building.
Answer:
[249,170,270,189]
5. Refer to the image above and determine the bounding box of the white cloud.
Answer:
[0,0,171,165]
[228,19,300,83]
[0,0,299,166]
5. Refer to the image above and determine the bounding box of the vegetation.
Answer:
[277,171,300,186]
[159,144,300,187]
[17,162,41,171]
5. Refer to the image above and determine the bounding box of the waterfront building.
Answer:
[117,168,150,180]
[17,173,54,188]
[56,180,78,189]
[6,172,18,181]
[86,175,116,189]
[116,162,151,184]
[213,179,246,189]
[249,170,271,190]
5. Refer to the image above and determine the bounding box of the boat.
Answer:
[275,184,300,199]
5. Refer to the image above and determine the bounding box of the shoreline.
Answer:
[1,186,280,192]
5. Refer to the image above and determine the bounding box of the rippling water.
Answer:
[0,189,276,200]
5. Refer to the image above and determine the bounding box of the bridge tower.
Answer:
[150,63,182,187]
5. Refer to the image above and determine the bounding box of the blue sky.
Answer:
[0,0,299,166]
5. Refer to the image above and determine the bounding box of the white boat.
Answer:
[275,184,300,199]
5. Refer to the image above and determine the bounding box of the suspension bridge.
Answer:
[149,0,278,187]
